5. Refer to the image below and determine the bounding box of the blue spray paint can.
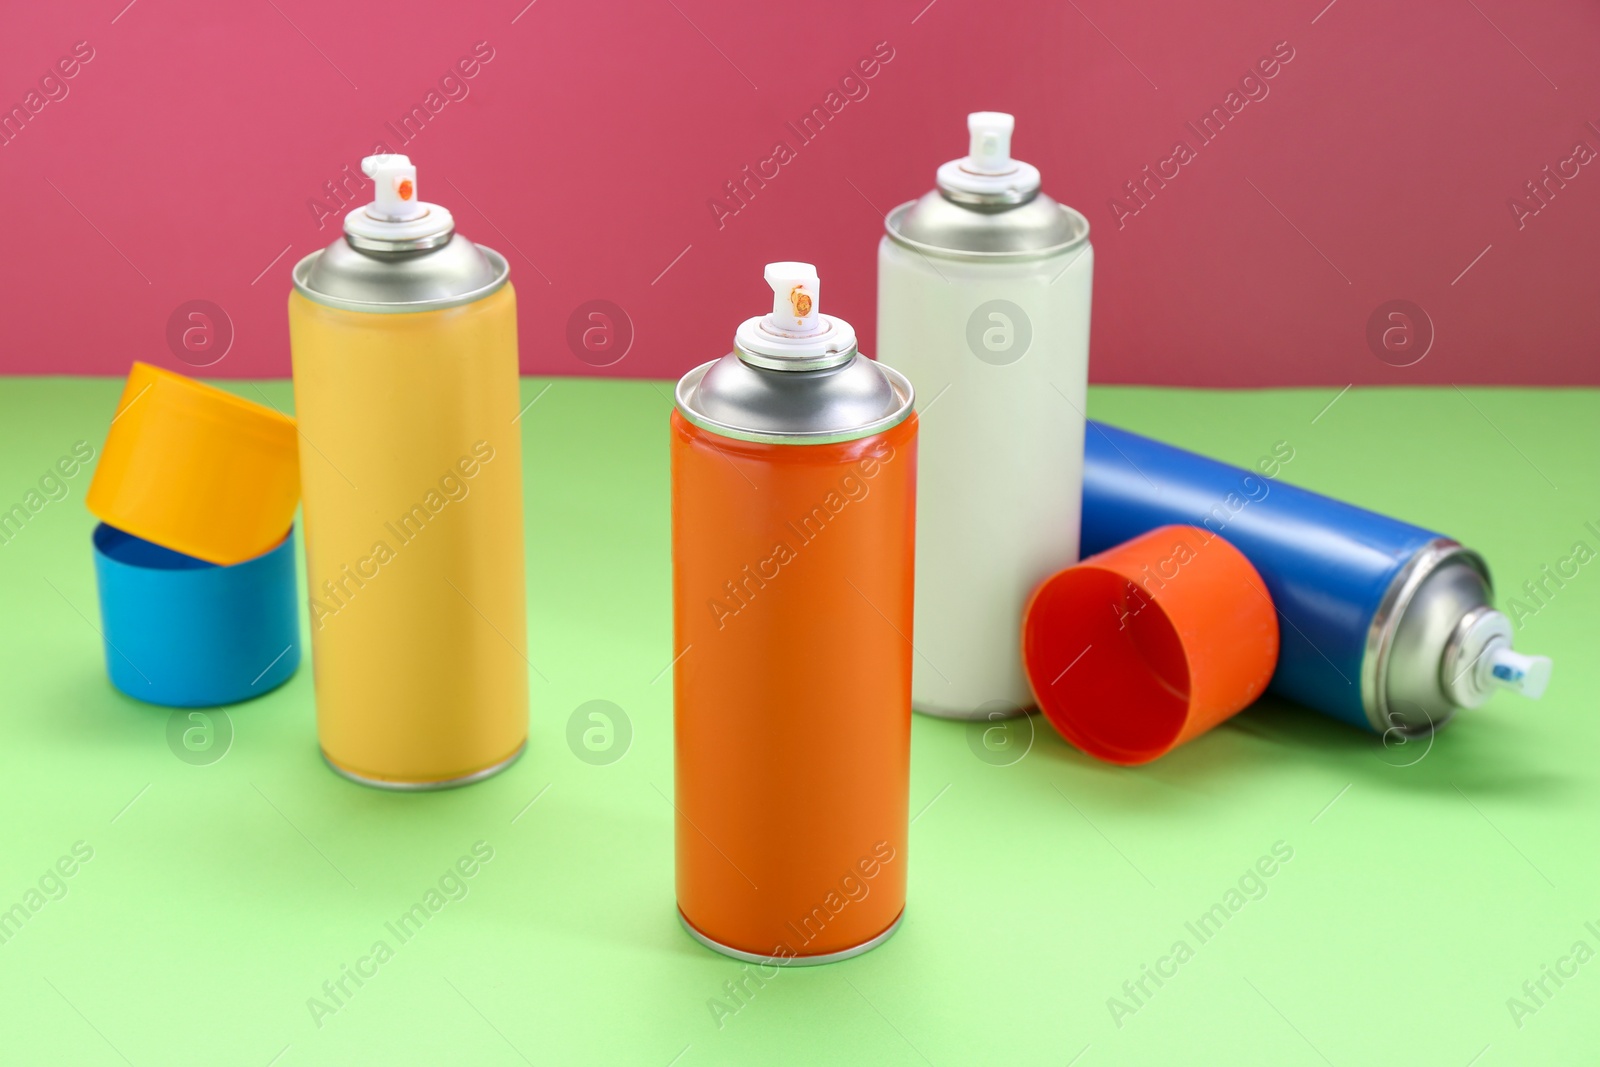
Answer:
[1080,421,1552,736]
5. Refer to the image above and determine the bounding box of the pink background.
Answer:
[2,0,1597,385]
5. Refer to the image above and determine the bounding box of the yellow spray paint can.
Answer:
[287,154,528,789]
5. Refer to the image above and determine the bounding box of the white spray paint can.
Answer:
[877,112,1093,720]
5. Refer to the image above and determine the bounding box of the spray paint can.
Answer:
[1081,421,1552,736]
[288,154,528,788]
[878,111,1092,720]
[673,262,916,964]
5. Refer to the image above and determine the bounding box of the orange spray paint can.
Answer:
[672,263,917,964]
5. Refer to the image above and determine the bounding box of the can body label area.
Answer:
[670,412,916,959]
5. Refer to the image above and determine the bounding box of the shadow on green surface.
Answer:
[1015,691,1574,808]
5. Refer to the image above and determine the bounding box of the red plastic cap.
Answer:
[1021,525,1279,765]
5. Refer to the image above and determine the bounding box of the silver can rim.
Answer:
[291,244,510,314]
[913,700,1034,721]
[673,358,916,446]
[321,740,526,790]
[1362,539,1488,736]
[677,906,904,965]
[883,198,1092,262]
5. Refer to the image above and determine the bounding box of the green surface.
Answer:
[1,377,1596,1066]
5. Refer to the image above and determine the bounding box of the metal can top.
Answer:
[1366,535,1551,737]
[292,238,508,314]
[1367,540,1490,736]
[885,192,1089,261]
[884,111,1089,261]
[291,153,510,313]
[675,262,914,445]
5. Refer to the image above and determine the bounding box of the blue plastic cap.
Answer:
[91,523,301,707]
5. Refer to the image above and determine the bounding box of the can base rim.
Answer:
[913,702,1034,722]
[676,907,904,966]
[321,741,526,791]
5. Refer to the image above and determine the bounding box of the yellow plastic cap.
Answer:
[86,362,300,565]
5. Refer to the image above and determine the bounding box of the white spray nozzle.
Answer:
[1486,648,1553,700]
[733,260,855,370]
[360,154,426,223]
[966,111,1017,175]
[763,262,821,337]
[936,111,1040,203]
[1443,608,1553,709]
